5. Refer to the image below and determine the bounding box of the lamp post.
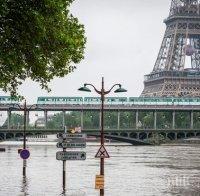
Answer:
[78,77,127,196]
[11,100,37,176]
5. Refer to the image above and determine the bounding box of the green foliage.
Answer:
[194,112,200,129]
[156,112,172,129]
[175,112,190,128]
[3,113,24,128]
[104,111,118,129]
[0,0,86,95]
[138,112,154,129]
[41,111,200,130]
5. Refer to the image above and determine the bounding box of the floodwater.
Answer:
[0,141,200,196]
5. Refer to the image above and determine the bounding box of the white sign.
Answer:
[57,142,86,148]
[95,145,110,158]
[57,133,86,139]
[58,138,86,143]
[56,151,86,161]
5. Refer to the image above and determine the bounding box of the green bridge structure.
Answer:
[0,97,200,144]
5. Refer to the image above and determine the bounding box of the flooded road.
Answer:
[0,142,200,196]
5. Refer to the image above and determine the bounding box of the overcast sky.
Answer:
[1,0,172,104]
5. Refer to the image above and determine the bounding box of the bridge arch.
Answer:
[177,132,186,139]
[0,133,5,140]
[159,132,167,139]
[120,132,128,137]
[15,133,23,138]
[139,132,147,140]
[6,133,14,139]
[186,132,195,138]
[167,132,176,140]
[111,132,119,136]
[196,132,200,137]
[130,132,138,139]
[26,133,34,137]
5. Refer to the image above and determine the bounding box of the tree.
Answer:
[0,0,86,95]
[3,113,24,128]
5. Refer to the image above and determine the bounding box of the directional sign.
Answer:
[95,145,110,158]
[58,138,86,143]
[56,151,86,161]
[57,133,86,139]
[95,175,104,189]
[56,141,86,148]
[20,149,30,160]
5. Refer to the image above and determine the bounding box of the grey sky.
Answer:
[1,0,172,104]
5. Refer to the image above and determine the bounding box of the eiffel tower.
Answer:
[141,0,200,97]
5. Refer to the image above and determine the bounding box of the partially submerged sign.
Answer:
[57,141,86,148]
[20,149,30,159]
[95,145,110,158]
[56,151,86,161]
[95,175,104,189]
[58,138,86,143]
[57,133,86,139]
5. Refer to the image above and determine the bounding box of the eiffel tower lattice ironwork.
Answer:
[141,0,200,97]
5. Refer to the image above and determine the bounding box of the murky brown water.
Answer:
[0,141,200,196]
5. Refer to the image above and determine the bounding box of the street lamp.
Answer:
[11,100,37,176]
[78,77,127,196]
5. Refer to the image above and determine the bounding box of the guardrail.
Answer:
[0,104,200,111]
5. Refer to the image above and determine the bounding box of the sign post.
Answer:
[62,127,67,191]
[56,127,86,192]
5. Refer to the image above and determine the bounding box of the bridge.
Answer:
[0,127,199,143]
[0,101,199,144]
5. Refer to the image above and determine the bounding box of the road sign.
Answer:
[95,145,110,158]
[58,137,86,143]
[95,175,104,189]
[56,141,86,148]
[57,133,86,139]
[20,149,30,159]
[56,151,86,161]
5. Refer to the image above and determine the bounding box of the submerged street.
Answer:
[0,141,200,196]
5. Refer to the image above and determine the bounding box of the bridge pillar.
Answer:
[7,110,11,129]
[136,132,140,140]
[172,111,175,129]
[146,132,150,139]
[184,132,187,138]
[190,111,194,130]
[174,132,178,140]
[154,111,157,130]
[44,110,47,129]
[136,110,139,129]
[81,111,84,129]
[117,111,120,130]
[62,111,65,128]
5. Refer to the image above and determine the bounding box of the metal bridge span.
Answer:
[2,103,200,111]
[0,103,200,143]
[0,104,200,111]
[0,127,200,144]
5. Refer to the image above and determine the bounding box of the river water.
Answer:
[0,141,200,196]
